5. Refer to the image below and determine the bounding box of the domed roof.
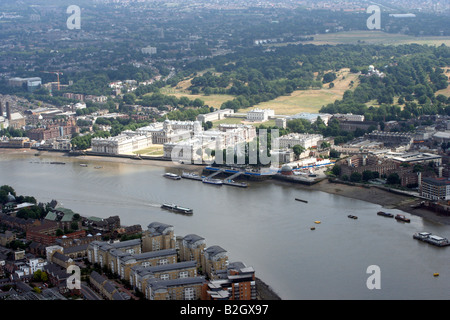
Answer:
[281,164,292,172]
[6,192,15,202]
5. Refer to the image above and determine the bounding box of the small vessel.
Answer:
[433,273,439,277]
[50,161,65,165]
[348,215,358,219]
[202,178,223,185]
[161,203,193,215]
[80,164,88,167]
[94,166,103,169]
[310,227,315,230]
[295,198,308,203]
[181,172,203,180]
[413,232,450,247]
[377,211,394,218]
[314,221,321,224]
[224,179,248,188]
[395,214,410,223]
[164,173,181,180]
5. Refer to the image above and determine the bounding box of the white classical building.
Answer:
[196,109,234,123]
[163,124,257,162]
[91,130,153,154]
[288,112,333,125]
[276,133,323,149]
[91,120,203,155]
[246,108,274,122]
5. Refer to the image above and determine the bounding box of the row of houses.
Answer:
[87,221,256,300]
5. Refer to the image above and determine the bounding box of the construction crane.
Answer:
[41,71,63,91]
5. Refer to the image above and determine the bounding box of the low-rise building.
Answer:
[144,276,207,300]
[207,262,256,300]
[246,108,274,122]
[276,133,323,149]
[420,177,450,201]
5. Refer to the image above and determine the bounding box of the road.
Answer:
[80,283,102,300]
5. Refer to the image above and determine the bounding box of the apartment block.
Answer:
[141,222,176,252]
[177,234,206,267]
[201,245,229,280]
[207,262,256,300]
[145,276,208,300]
[130,260,198,292]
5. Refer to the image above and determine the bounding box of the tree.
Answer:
[362,170,374,181]
[331,165,341,176]
[322,72,337,84]
[387,173,401,185]
[292,145,305,156]
[350,172,362,182]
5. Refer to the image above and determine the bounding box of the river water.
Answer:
[1,151,449,300]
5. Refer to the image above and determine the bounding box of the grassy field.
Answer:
[132,145,164,157]
[436,68,450,97]
[240,68,360,115]
[160,82,234,109]
[211,117,276,128]
[287,31,450,46]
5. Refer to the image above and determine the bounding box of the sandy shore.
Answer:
[3,148,450,226]
[307,179,450,226]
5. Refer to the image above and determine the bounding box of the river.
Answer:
[1,150,449,300]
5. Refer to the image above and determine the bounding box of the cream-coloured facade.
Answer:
[277,133,323,149]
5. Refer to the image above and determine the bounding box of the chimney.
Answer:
[6,101,11,120]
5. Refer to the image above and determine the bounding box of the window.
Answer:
[160,273,169,280]
[179,271,188,278]
[158,258,168,265]
[184,287,195,300]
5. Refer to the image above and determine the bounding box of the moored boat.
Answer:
[163,173,181,180]
[295,198,308,203]
[348,215,358,219]
[161,203,193,215]
[202,178,223,185]
[224,179,248,188]
[377,211,394,218]
[413,232,450,247]
[395,214,410,223]
[181,172,203,180]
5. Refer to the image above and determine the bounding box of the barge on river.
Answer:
[413,232,450,247]
[161,203,193,215]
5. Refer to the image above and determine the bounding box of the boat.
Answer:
[314,221,321,224]
[163,173,181,180]
[295,198,308,203]
[348,215,358,219]
[94,166,103,169]
[310,227,315,230]
[224,179,248,188]
[161,203,193,215]
[202,178,223,185]
[50,161,65,165]
[80,164,88,167]
[181,172,203,180]
[433,273,439,277]
[377,211,394,218]
[395,214,410,223]
[413,232,450,247]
